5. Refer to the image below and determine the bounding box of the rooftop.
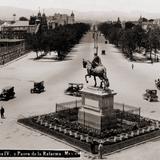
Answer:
[0,39,24,43]
[10,21,29,27]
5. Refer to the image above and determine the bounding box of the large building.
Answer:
[121,16,160,31]
[153,19,160,27]
[138,16,155,30]
[0,11,75,39]
[47,12,75,29]
[0,11,48,39]
[1,21,37,39]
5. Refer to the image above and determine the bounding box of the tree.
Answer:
[98,22,122,46]
[132,25,146,51]
[25,23,90,60]
[19,16,28,21]
[119,29,137,59]
[125,22,135,29]
[147,28,160,59]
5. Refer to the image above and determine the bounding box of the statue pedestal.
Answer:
[78,87,117,131]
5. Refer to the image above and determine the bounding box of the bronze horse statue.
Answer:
[83,59,109,89]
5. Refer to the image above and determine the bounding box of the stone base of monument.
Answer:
[78,110,115,130]
[78,86,117,131]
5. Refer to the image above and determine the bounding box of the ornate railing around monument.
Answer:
[55,100,141,125]
[55,100,82,112]
[114,102,141,124]
[56,101,140,115]
[55,100,82,122]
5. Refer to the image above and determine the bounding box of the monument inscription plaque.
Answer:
[85,98,99,108]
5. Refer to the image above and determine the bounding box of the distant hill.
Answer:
[0,6,160,22]
[0,6,35,20]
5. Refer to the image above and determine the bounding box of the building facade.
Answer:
[0,11,49,39]
[1,21,37,39]
[0,11,75,38]
[29,11,48,32]
[47,12,75,29]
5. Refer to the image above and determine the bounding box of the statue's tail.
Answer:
[103,67,107,79]
[103,67,109,87]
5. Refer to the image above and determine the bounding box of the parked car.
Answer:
[65,83,83,96]
[143,89,158,102]
[101,50,105,55]
[30,81,45,93]
[0,86,15,100]
[155,79,160,90]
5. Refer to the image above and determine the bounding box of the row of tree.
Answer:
[25,23,90,59]
[98,21,160,60]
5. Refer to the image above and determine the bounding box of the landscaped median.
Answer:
[17,110,160,155]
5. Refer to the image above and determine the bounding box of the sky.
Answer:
[0,0,160,13]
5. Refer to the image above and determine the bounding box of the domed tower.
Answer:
[117,17,121,24]
[40,11,48,31]
[37,11,42,20]
[71,11,74,17]
[42,12,47,24]
[138,15,143,24]
[70,11,75,24]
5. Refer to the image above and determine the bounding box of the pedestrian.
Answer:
[98,142,103,159]
[157,56,159,62]
[90,140,96,154]
[1,106,5,119]
[132,63,134,70]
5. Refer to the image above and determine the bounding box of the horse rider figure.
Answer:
[82,53,110,90]
[92,53,102,69]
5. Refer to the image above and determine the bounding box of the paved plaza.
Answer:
[1,32,160,159]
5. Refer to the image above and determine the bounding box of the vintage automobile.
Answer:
[101,50,106,55]
[143,89,158,102]
[155,79,160,90]
[0,86,15,100]
[65,83,83,96]
[30,81,45,93]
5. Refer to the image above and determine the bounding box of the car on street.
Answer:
[155,79,160,90]
[30,81,45,94]
[101,50,105,55]
[0,86,15,100]
[143,89,158,102]
[65,83,83,97]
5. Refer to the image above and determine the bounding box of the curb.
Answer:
[17,122,94,158]
[103,134,160,156]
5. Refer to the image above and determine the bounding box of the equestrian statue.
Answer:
[83,53,109,90]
